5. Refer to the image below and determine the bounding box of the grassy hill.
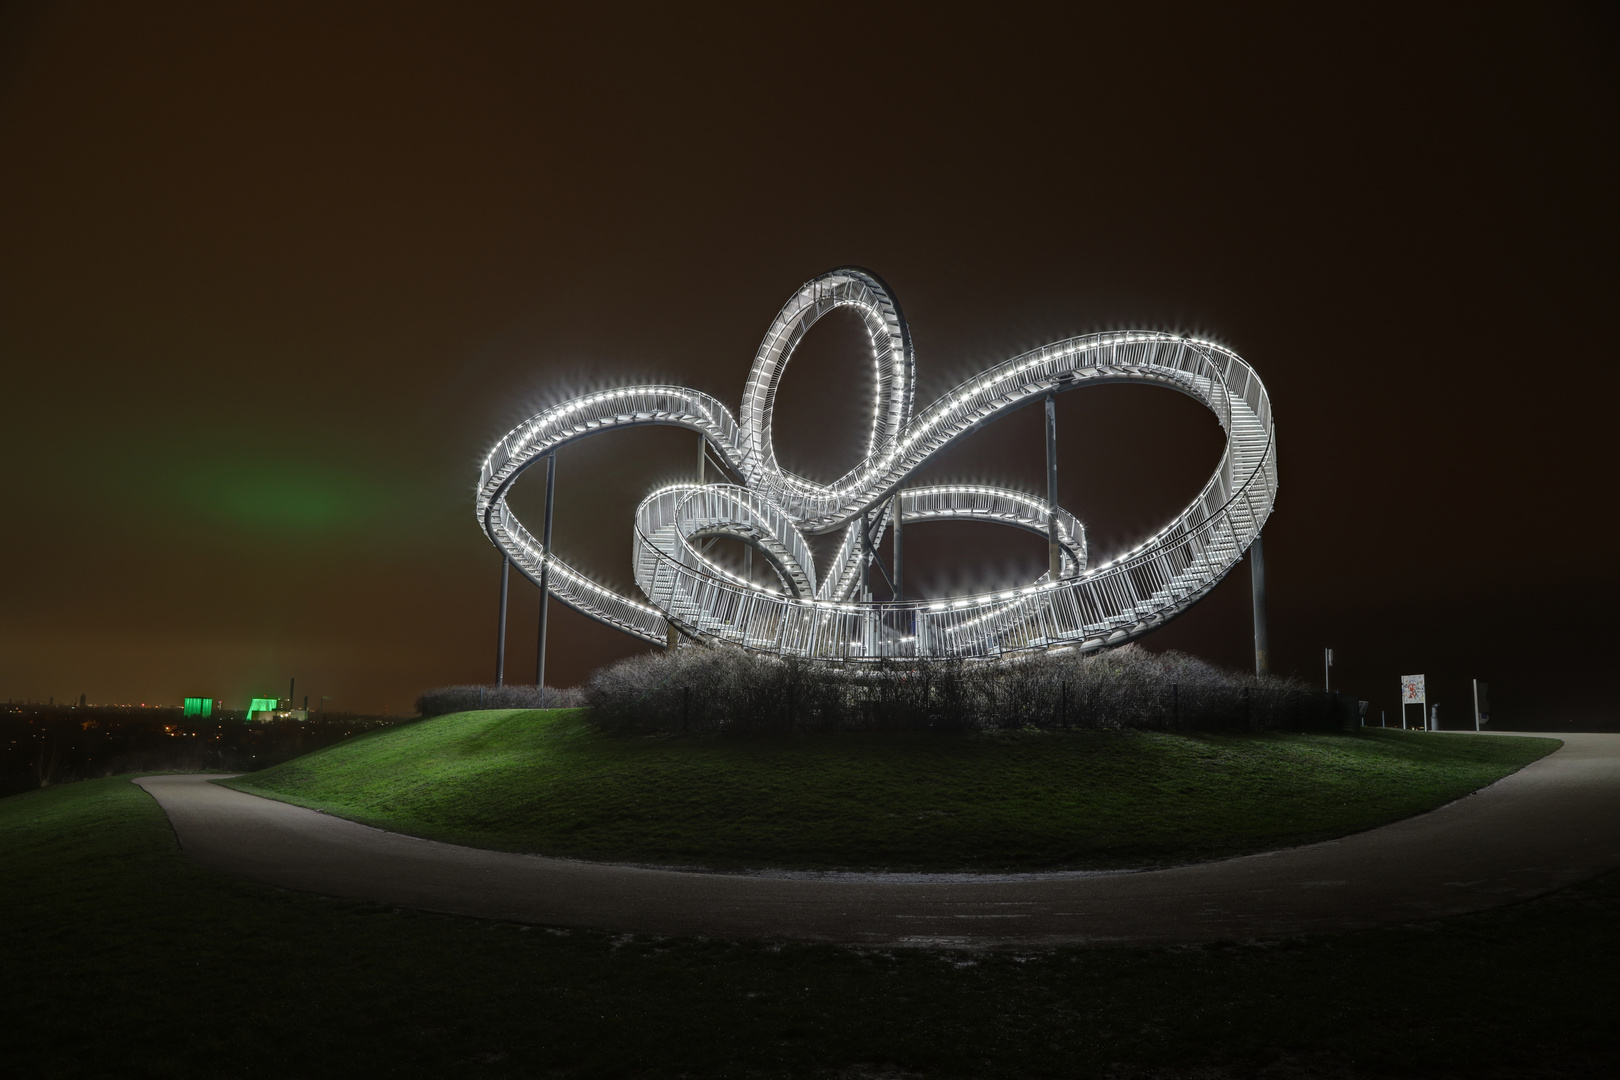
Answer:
[223,710,1557,872]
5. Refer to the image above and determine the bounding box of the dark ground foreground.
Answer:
[4,775,1619,1078]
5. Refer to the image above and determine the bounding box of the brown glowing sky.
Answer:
[2,3,1615,720]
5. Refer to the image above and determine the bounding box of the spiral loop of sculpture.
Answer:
[477,268,1277,660]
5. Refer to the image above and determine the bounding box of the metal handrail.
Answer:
[477,270,1278,658]
[628,419,1274,659]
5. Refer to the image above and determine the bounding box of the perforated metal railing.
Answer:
[805,484,1087,606]
[477,268,1276,658]
[628,345,1273,658]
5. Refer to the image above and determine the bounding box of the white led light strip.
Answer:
[476,268,1277,659]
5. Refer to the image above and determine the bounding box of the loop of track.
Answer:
[477,269,1277,659]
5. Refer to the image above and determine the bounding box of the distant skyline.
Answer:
[2,3,1615,719]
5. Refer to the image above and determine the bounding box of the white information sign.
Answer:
[1401,674,1426,705]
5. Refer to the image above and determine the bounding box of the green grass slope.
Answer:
[224,710,1557,871]
[5,776,1619,1078]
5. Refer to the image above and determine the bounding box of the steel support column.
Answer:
[860,510,872,601]
[892,492,903,601]
[495,555,510,687]
[535,451,556,701]
[1251,534,1269,676]
[671,432,700,653]
[1045,392,1060,581]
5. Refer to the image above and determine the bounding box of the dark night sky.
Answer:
[2,2,1615,720]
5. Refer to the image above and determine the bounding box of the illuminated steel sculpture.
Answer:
[477,268,1276,662]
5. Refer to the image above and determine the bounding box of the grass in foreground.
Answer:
[3,776,1617,1079]
[225,710,1556,871]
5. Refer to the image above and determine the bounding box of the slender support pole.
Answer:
[691,432,710,617]
[860,510,872,601]
[495,555,510,687]
[1473,678,1481,732]
[1045,392,1060,580]
[536,451,556,701]
[866,542,897,594]
[667,436,702,654]
[1251,534,1269,676]
[892,492,904,601]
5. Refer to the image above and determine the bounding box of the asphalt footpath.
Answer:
[134,731,1620,947]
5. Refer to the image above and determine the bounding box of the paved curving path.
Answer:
[134,732,1620,948]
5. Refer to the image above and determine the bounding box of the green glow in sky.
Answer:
[170,457,404,533]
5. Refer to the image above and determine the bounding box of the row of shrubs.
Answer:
[416,683,586,717]
[579,644,1357,735]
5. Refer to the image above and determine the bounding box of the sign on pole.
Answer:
[1400,674,1425,731]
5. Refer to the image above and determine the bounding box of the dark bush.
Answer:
[415,684,585,717]
[584,644,1347,736]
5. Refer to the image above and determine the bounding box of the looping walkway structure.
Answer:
[477,268,1277,662]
